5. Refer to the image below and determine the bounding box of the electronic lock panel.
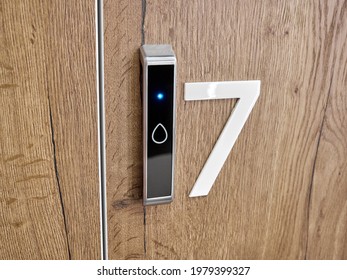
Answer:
[140,45,176,206]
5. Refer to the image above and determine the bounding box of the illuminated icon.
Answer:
[151,123,168,144]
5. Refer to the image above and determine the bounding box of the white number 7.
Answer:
[184,81,261,197]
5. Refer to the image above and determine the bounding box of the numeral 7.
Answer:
[184,81,261,197]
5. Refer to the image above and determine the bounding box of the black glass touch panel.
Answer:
[147,64,174,198]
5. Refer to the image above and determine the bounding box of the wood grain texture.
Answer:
[142,0,347,259]
[104,0,347,259]
[104,0,144,259]
[307,1,347,259]
[0,0,69,259]
[43,1,100,259]
[0,0,100,259]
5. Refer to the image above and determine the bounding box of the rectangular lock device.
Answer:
[140,45,176,206]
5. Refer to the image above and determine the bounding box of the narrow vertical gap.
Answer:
[141,0,146,45]
[96,0,108,260]
[47,95,72,260]
[141,0,147,257]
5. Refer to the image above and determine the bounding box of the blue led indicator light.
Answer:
[157,93,164,100]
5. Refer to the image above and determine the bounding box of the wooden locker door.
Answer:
[105,0,347,259]
[0,1,100,259]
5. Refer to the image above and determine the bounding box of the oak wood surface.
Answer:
[44,1,101,260]
[104,0,144,259]
[106,0,347,259]
[143,0,347,259]
[3,0,346,261]
[0,0,69,259]
[307,0,347,259]
[0,0,100,259]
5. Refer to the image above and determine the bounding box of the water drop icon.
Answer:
[151,123,168,144]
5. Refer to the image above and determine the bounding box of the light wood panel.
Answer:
[307,1,347,259]
[0,0,100,259]
[104,0,144,259]
[43,1,100,259]
[143,0,347,259]
[105,0,347,259]
[0,0,69,259]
